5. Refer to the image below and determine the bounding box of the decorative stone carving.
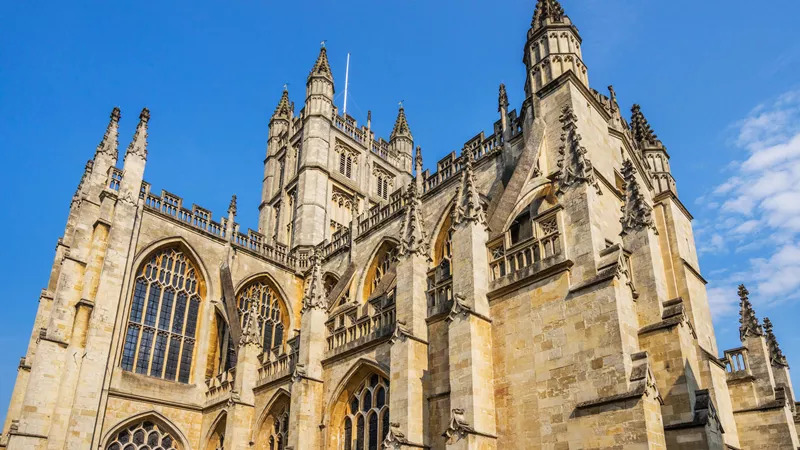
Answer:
[738,284,763,341]
[302,248,327,313]
[291,363,307,383]
[308,46,333,82]
[531,0,565,30]
[630,104,661,148]
[390,320,411,344]
[619,159,656,235]
[95,107,120,159]
[763,317,788,367]
[555,106,600,195]
[629,352,662,404]
[272,88,292,121]
[397,182,430,260]
[498,83,509,112]
[446,294,472,323]
[239,301,262,348]
[390,106,412,141]
[442,408,474,444]
[227,194,237,217]
[451,147,487,227]
[383,422,408,449]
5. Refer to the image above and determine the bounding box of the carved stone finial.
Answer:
[619,160,656,235]
[302,248,327,313]
[555,106,600,195]
[498,83,509,112]
[398,183,430,260]
[95,106,121,159]
[442,408,474,444]
[239,301,262,348]
[228,195,237,217]
[630,104,661,148]
[531,0,566,31]
[308,46,333,82]
[451,148,487,227]
[125,108,150,159]
[390,104,412,141]
[763,317,788,367]
[738,284,763,341]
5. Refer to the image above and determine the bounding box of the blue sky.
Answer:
[2,0,800,425]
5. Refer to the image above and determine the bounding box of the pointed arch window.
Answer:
[341,374,389,450]
[236,279,288,354]
[121,247,202,383]
[104,419,180,450]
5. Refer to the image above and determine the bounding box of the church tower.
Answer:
[523,0,588,97]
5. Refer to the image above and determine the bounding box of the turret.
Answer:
[389,104,413,173]
[305,45,334,118]
[631,104,676,195]
[259,88,293,235]
[524,0,588,96]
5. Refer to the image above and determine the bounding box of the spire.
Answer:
[763,318,788,367]
[228,194,237,217]
[738,284,763,341]
[72,159,94,205]
[531,0,566,31]
[308,45,333,83]
[498,83,509,112]
[398,182,430,260]
[390,104,412,141]
[125,108,150,159]
[630,104,661,148]
[95,107,121,159]
[303,248,327,312]
[272,88,292,122]
[451,148,486,227]
[619,160,656,235]
[240,301,262,347]
[415,146,424,192]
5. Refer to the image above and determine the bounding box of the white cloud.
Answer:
[704,90,800,317]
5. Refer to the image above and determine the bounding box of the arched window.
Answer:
[324,273,340,297]
[236,278,288,354]
[105,419,180,450]
[121,247,203,383]
[428,214,454,314]
[363,242,398,301]
[268,407,289,450]
[255,393,291,450]
[341,374,389,450]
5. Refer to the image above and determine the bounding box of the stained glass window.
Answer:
[120,247,202,383]
[236,279,287,354]
[341,374,389,450]
[104,419,179,450]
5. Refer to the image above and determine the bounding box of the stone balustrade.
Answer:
[489,228,561,282]
[722,347,751,379]
[204,367,236,405]
[326,298,396,358]
[257,336,299,386]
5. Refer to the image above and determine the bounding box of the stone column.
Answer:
[225,304,261,450]
[443,148,496,450]
[386,184,429,449]
[288,250,327,449]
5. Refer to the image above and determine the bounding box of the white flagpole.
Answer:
[343,52,351,116]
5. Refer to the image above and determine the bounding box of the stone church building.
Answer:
[2,1,799,448]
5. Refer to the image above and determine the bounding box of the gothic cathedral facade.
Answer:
[3,1,799,449]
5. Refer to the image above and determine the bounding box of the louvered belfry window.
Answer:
[121,247,202,383]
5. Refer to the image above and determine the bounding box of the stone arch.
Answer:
[324,358,391,450]
[324,271,340,297]
[101,410,190,450]
[357,237,400,303]
[204,410,227,450]
[252,388,291,450]
[234,271,295,331]
[427,199,457,266]
[501,181,557,233]
[131,236,212,300]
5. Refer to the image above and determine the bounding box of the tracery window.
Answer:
[341,374,390,450]
[370,247,398,294]
[121,247,202,383]
[267,407,290,450]
[336,144,357,179]
[236,279,287,353]
[105,419,179,450]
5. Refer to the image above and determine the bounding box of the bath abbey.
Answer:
[3,0,799,449]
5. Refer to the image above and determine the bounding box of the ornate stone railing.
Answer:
[489,224,561,281]
[322,228,351,259]
[356,188,407,236]
[326,299,396,357]
[257,336,299,385]
[422,131,502,194]
[722,347,751,379]
[334,114,367,144]
[204,367,235,403]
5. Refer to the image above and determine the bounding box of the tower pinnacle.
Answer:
[308,46,333,83]
[125,108,150,159]
[498,84,509,112]
[390,105,412,141]
[763,317,788,367]
[272,88,292,122]
[531,0,566,31]
[738,284,763,341]
[630,104,661,148]
[95,107,121,159]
